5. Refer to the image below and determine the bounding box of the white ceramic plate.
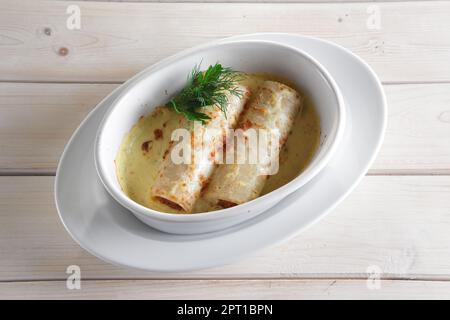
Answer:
[55,33,387,272]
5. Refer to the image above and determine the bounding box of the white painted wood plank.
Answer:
[1,1,449,82]
[372,84,450,173]
[2,83,449,174]
[1,279,450,299]
[1,176,450,281]
[0,83,118,174]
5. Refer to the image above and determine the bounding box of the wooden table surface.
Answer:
[1,0,450,299]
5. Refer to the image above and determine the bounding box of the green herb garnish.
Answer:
[166,63,243,124]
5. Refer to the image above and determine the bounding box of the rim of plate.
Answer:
[54,33,387,272]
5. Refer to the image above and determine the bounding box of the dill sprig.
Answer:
[166,63,243,124]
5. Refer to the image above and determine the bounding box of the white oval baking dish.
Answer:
[95,39,345,234]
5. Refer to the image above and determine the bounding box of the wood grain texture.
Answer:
[0,83,119,174]
[1,175,450,281]
[1,83,450,174]
[372,84,450,174]
[0,1,449,82]
[1,279,450,299]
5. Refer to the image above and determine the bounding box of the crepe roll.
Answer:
[151,85,250,212]
[203,81,302,208]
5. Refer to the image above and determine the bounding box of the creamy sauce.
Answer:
[115,73,321,213]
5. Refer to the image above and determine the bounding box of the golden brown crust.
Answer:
[217,199,237,209]
[154,128,163,140]
[154,196,184,211]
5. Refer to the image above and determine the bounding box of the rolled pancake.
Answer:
[203,81,302,208]
[151,85,250,212]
